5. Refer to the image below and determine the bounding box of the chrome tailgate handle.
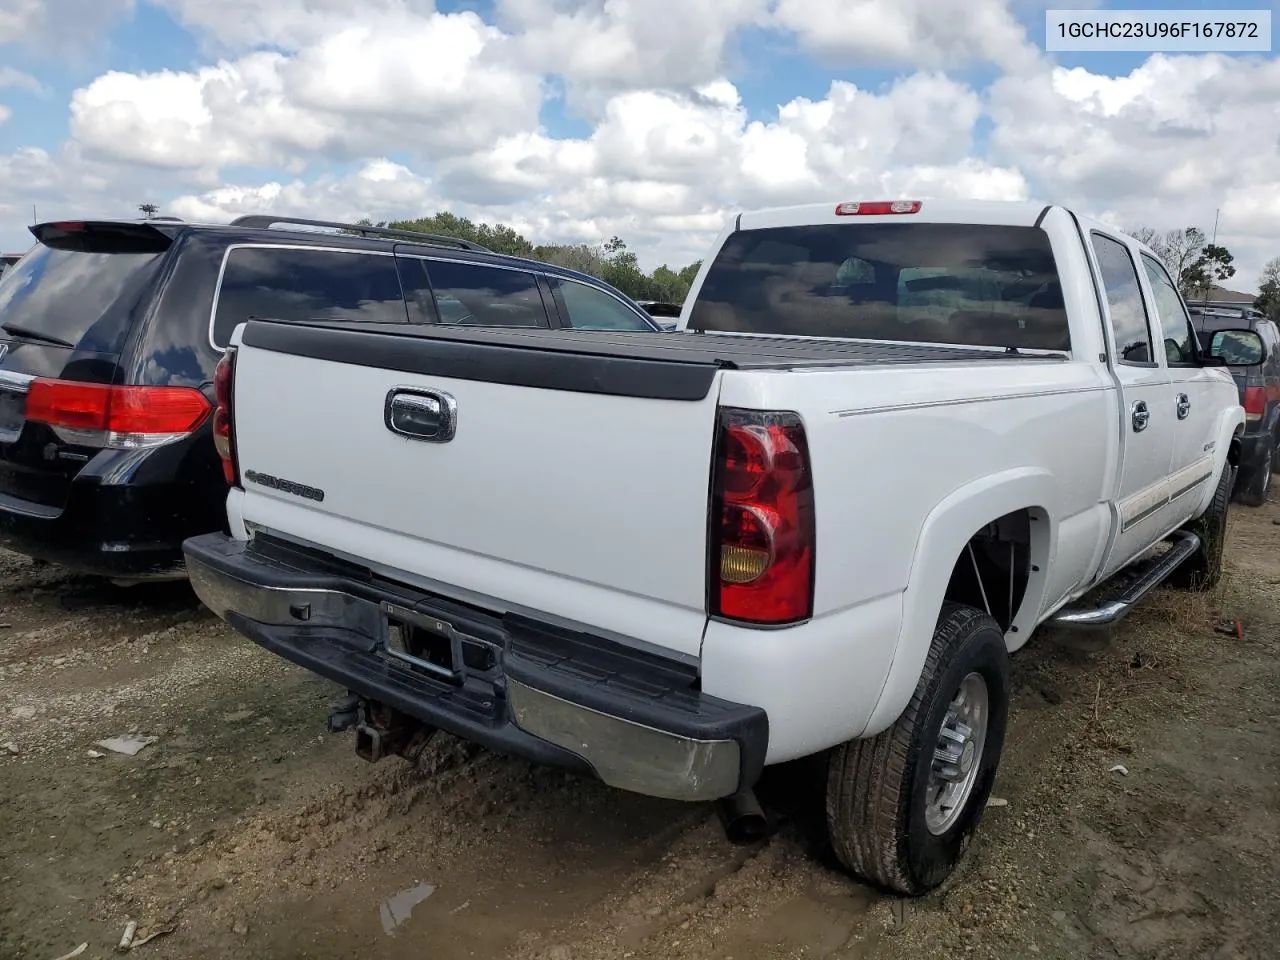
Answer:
[385,389,456,442]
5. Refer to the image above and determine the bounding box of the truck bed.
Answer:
[240,320,1067,402]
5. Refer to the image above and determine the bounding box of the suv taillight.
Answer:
[25,380,211,449]
[1244,386,1266,421]
[709,408,815,625]
[213,349,238,486]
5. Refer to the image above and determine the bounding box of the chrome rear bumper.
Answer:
[184,533,767,803]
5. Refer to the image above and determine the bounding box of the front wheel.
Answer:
[825,603,1010,896]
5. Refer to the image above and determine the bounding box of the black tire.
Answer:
[1169,462,1232,591]
[1236,440,1272,507]
[825,603,1010,896]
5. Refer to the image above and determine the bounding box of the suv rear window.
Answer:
[687,223,1070,352]
[211,246,408,346]
[0,245,166,353]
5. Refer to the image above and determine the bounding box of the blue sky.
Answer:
[0,0,1276,283]
[5,0,1232,153]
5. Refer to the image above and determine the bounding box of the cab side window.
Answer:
[1092,233,1154,365]
[551,278,654,330]
[422,260,551,328]
[212,247,407,347]
[1140,254,1196,366]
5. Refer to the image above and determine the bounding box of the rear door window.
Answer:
[550,278,655,330]
[687,222,1070,351]
[1091,233,1154,365]
[211,246,408,347]
[422,260,551,327]
[0,244,167,354]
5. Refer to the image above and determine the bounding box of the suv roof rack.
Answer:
[228,215,490,253]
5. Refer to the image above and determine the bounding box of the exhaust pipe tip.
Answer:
[716,789,769,844]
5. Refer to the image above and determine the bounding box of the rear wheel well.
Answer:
[942,509,1041,633]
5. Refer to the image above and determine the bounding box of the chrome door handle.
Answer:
[1131,400,1150,432]
[385,388,457,442]
[1176,393,1191,420]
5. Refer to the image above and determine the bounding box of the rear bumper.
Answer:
[182,532,769,802]
[0,485,200,579]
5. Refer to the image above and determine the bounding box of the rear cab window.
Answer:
[687,222,1070,352]
[211,246,408,347]
[0,224,171,355]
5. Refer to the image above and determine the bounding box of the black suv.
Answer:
[0,215,661,581]
[1190,304,1280,505]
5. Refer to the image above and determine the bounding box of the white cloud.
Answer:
[0,105,10,126]
[0,67,42,93]
[0,0,134,53]
[68,10,542,174]
[151,0,438,52]
[498,0,767,104]
[988,53,1280,289]
[151,75,1023,271]
[770,0,1041,74]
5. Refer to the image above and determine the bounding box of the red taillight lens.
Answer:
[710,409,815,625]
[26,380,211,448]
[213,349,238,486]
[1244,386,1266,421]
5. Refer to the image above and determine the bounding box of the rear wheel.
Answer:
[825,603,1010,896]
[1169,462,1232,591]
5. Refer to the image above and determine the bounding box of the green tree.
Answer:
[137,202,158,219]
[1256,257,1280,322]
[1128,225,1236,298]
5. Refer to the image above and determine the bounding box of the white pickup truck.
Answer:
[183,199,1263,896]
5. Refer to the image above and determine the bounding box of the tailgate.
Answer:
[230,322,726,658]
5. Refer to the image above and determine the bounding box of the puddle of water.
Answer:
[379,883,437,935]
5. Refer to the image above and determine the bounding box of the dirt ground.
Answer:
[1,505,1277,960]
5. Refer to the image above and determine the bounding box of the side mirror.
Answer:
[1207,328,1266,366]
[655,320,678,332]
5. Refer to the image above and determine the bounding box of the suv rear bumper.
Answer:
[0,484,199,580]
[182,532,769,803]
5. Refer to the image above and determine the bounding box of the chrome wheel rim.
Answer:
[925,672,989,836]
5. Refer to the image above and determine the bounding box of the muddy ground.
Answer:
[1,505,1277,960]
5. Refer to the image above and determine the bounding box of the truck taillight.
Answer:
[709,409,815,625]
[213,349,239,486]
[25,380,211,449]
[1243,386,1266,421]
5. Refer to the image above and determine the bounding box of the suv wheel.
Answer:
[1237,438,1274,507]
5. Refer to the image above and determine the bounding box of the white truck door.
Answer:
[1138,252,1229,523]
[1088,230,1178,579]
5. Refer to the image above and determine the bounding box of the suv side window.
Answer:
[212,246,407,346]
[423,260,550,327]
[1140,254,1196,366]
[1092,233,1154,365]
[551,278,654,330]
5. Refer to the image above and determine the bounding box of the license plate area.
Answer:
[379,602,499,683]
